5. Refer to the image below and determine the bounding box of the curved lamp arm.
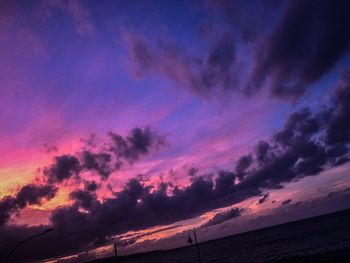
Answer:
[6,228,53,263]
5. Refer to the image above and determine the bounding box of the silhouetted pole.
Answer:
[187,227,202,263]
[6,228,54,263]
[114,240,118,262]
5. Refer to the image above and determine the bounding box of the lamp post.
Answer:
[187,227,202,263]
[6,228,54,263]
[114,239,118,262]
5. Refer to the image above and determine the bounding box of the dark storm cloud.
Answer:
[80,151,113,179]
[201,207,245,227]
[239,132,326,191]
[247,0,350,99]
[125,32,239,98]
[126,1,350,101]
[43,127,166,182]
[236,74,350,190]
[0,184,57,228]
[69,189,98,210]
[235,154,252,179]
[15,184,57,209]
[326,72,350,146]
[254,141,275,165]
[43,155,81,183]
[107,127,166,166]
[0,197,16,228]
[273,108,322,147]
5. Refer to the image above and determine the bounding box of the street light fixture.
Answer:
[187,227,202,263]
[6,228,54,263]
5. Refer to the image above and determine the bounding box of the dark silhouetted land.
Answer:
[89,209,350,263]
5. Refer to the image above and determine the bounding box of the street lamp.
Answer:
[187,227,202,263]
[114,239,118,262]
[6,228,54,263]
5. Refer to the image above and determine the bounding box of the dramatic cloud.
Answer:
[107,127,167,166]
[0,174,259,261]
[1,74,350,261]
[326,72,350,146]
[69,189,98,210]
[15,184,57,209]
[235,154,253,179]
[237,74,350,191]
[126,1,350,101]
[125,32,240,99]
[43,127,166,182]
[80,151,113,179]
[247,0,350,99]
[43,155,81,183]
[201,207,245,227]
[0,184,57,227]
[0,197,16,228]
[0,127,165,229]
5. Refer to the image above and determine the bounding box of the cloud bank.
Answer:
[1,73,349,261]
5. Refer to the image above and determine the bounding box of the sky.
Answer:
[1,0,350,262]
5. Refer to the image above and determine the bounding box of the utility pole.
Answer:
[114,240,118,262]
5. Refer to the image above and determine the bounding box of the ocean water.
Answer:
[91,209,350,263]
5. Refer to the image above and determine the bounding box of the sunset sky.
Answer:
[1,0,350,262]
